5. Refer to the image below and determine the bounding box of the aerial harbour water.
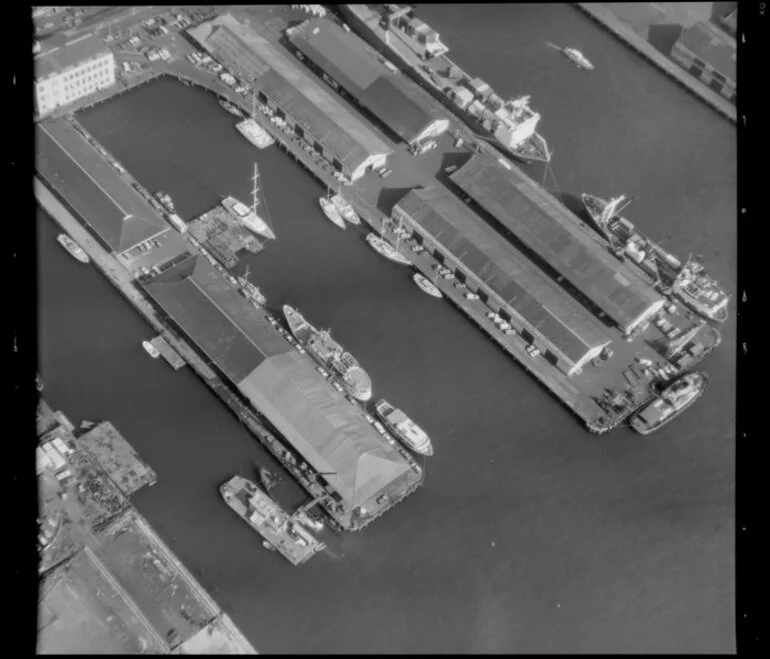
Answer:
[37,4,735,654]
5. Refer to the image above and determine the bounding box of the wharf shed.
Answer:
[187,14,391,181]
[451,157,665,333]
[393,188,612,375]
[141,255,418,518]
[288,18,449,144]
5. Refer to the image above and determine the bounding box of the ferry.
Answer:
[366,234,412,265]
[220,476,325,565]
[283,305,373,401]
[630,372,707,435]
[413,273,442,298]
[319,196,346,229]
[562,47,594,70]
[582,193,729,322]
[375,400,434,456]
[218,98,243,118]
[142,340,160,358]
[331,193,361,225]
[56,233,89,263]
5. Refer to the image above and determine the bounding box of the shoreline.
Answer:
[576,3,736,123]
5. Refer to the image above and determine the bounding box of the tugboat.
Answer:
[413,272,442,298]
[319,193,346,229]
[375,399,434,456]
[366,234,412,265]
[142,340,160,358]
[56,234,89,264]
[630,372,707,435]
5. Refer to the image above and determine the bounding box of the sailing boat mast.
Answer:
[251,163,260,216]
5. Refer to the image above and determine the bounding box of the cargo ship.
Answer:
[366,234,412,265]
[142,340,160,358]
[375,400,434,456]
[581,193,729,322]
[220,476,325,565]
[319,195,346,229]
[283,305,373,401]
[413,272,442,298]
[56,233,89,263]
[339,6,551,163]
[629,372,707,435]
[219,98,243,118]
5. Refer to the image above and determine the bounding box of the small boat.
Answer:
[319,196,346,229]
[218,98,243,117]
[366,234,411,265]
[331,192,361,225]
[630,372,707,435]
[375,399,434,456]
[262,540,276,551]
[153,191,176,213]
[413,273,442,298]
[258,465,281,493]
[56,234,89,263]
[142,340,160,358]
[36,374,43,392]
[80,420,97,429]
[562,47,594,71]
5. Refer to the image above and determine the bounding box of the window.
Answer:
[692,56,705,68]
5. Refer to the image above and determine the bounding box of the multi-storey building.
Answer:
[34,34,115,117]
[671,21,736,104]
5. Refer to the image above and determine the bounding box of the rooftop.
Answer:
[451,157,664,332]
[395,187,612,368]
[188,14,392,171]
[289,17,446,143]
[142,255,413,508]
[676,20,736,82]
[35,33,110,81]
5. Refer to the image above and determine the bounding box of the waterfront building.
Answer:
[142,255,421,526]
[450,157,666,335]
[393,187,613,376]
[287,17,450,145]
[671,21,736,104]
[188,13,392,182]
[34,34,115,117]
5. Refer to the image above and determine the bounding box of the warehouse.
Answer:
[671,21,736,103]
[142,255,419,521]
[393,187,613,376]
[288,18,449,145]
[188,14,392,181]
[451,157,665,334]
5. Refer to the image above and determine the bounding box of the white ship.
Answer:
[366,234,411,265]
[413,273,442,298]
[222,163,276,240]
[142,340,160,358]
[375,399,434,456]
[330,192,361,225]
[319,196,346,229]
[235,92,275,148]
[562,47,594,71]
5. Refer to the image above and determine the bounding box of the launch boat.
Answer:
[56,233,89,263]
[375,399,434,456]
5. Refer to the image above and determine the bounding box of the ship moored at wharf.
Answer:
[337,5,551,163]
[375,400,434,456]
[581,193,729,322]
[629,372,707,435]
[220,476,325,565]
[283,305,373,402]
[57,233,89,263]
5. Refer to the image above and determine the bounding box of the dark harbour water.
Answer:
[37,4,736,653]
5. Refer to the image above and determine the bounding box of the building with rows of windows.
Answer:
[34,34,115,117]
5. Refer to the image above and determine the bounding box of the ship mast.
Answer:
[251,163,260,216]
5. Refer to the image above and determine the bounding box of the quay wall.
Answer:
[576,3,736,123]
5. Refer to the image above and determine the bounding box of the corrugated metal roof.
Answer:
[239,353,412,508]
[677,20,736,82]
[452,157,664,331]
[142,255,412,507]
[289,18,442,143]
[36,121,169,253]
[188,14,391,170]
[35,34,109,81]
[396,188,611,366]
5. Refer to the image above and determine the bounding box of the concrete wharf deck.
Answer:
[151,335,186,370]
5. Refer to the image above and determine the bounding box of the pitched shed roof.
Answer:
[452,157,664,331]
[142,255,412,507]
[396,188,611,367]
[188,14,391,170]
[289,17,443,142]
